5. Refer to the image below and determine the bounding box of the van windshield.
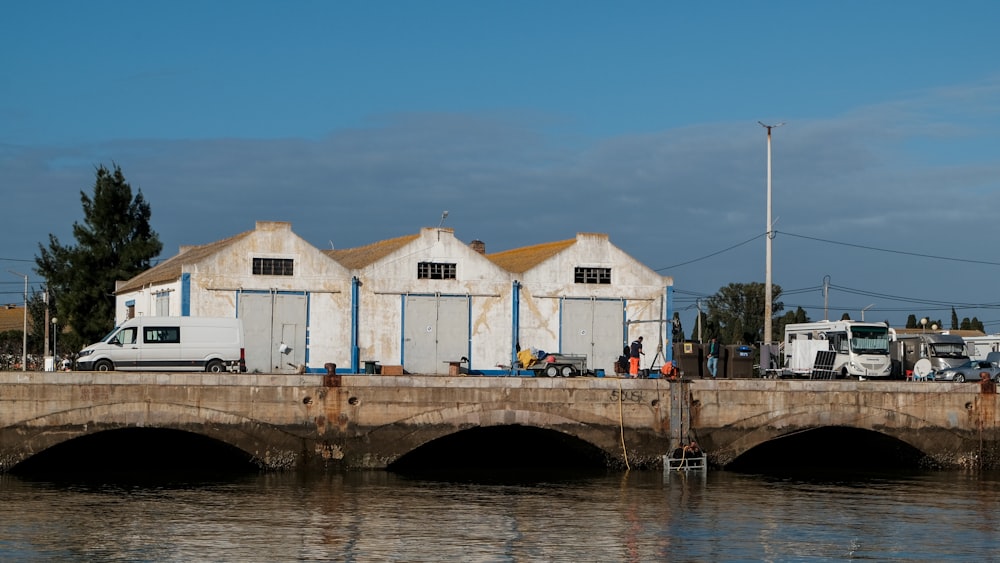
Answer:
[100,327,121,343]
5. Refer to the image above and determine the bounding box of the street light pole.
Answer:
[862,304,875,322]
[8,270,28,371]
[759,121,784,345]
[823,275,831,321]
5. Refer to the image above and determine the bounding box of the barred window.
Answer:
[575,267,611,284]
[253,257,294,276]
[418,262,457,280]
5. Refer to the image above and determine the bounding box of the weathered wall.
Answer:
[690,379,1000,467]
[3,373,998,473]
[0,372,672,472]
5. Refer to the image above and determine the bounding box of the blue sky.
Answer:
[2,1,999,333]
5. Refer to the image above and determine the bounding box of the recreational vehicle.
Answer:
[963,335,1000,361]
[782,320,892,379]
[890,332,968,377]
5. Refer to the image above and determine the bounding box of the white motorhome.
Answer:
[962,335,1000,361]
[76,316,246,372]
[783,320,892,379]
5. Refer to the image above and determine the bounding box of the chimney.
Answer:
[470,239,486,254]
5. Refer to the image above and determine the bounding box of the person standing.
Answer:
[629,336,644,378]
[707,337,720,378]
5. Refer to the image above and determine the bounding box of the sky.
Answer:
[2,1,1000,333]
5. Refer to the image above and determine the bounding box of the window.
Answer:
[418,262,457,280]
[144,326,180,344]
[575,267,611,284]
[253,257,294,276]
[114,328,137,345]
[155,292,170,316]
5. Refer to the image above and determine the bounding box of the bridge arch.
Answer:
[702,401,970,467]
[4,402,307,471]
[361,405,633,466]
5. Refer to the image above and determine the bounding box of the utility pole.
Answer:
[8,270,28,371]
[696,298,704,343]
[759,121,784,345]
[43,288,50,364]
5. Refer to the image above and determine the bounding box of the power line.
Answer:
[655,233,765,271]
[779,231,1000,267]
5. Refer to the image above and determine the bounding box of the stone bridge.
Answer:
[1,372,998,471]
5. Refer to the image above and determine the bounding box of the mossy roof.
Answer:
[324,234,421,269]
[115,231,253,293]
[485,238,576,273]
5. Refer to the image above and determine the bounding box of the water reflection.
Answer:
[3,469,1000,561]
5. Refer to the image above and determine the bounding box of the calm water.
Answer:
[3,469,1000,562]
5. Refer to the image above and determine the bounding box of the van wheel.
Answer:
[206,360,226,373]
[94,360,113,372]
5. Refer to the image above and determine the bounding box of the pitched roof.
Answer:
[324,234,421,269]
[486,238,576,273]
[0,305,27,332]
[115,230,253,293]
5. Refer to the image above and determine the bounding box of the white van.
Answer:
[76,316,246,373]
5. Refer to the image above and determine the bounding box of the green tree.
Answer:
[970,317,985,333]
[775,306,809,341]
[951,307,959,330]
[905,315,917,329]
[840,312,851,321]
[705,282,783,344]
[35,164,162,345]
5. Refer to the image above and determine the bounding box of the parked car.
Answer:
[936,360,1000,382]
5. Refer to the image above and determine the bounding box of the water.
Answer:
[3,469,1000,562]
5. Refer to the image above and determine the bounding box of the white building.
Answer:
[327,227,513,375]
[115,223,673,375]
[488,233,671,375]
[114,221,352,373]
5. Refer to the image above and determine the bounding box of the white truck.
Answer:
[782,320,893,379]
[76,316,246,372]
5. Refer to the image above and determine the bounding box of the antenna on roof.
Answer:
[438,210,449,228]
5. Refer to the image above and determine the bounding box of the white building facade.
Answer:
[114,223,673,375]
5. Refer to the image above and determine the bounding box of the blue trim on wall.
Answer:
[304,292,311,368]
[666,285,674,364]
[181,273,191,316]
[511,280,521,368]
[399,294,407,367]
[351,277,360,374]
[465,294,472,365]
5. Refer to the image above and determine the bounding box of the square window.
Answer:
[253,257,294,276]
[418,262,457,279]
[575,267,611,284]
